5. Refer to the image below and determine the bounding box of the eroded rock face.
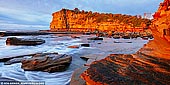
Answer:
[21,53,72,73]
[50,8,150,32]
[81,54,170,85]
[152,0,170,42]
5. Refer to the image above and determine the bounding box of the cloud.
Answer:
[0,0,163,31]
[0,7,51,24]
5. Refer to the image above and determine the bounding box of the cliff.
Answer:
[50,8,150,32]
[80,0,170,85]
[152,0,170,42]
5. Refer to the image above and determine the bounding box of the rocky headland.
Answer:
[71,0,170,84]
[50,8,150,33]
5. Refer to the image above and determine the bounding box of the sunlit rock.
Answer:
[50,8,150,33]
[81,54,170,85]
[80,0,170,84]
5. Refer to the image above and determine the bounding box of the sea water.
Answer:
[0,34,148,85]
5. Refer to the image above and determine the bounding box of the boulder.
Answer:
[112,35,120,39]
[80,44,90,47]
[21,53,72,73]
[6,37,45,46]
[71,35,80,38]
[122,33,131,39]
[87,37,103,40]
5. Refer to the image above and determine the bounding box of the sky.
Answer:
[0,0,163,30]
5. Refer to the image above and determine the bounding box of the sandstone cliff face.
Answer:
[153,0,170,41]
[50,8,150,32]
[80,0,170,84]
[142,0,170,59]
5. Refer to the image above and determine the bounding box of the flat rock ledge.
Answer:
[70,66,87,85]
[21,53,72,73]
[81,53,170,85]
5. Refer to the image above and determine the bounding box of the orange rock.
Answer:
[81,54,170,85]
[68,45,79,48]
[50,8,149,33]
[80,1,170,84]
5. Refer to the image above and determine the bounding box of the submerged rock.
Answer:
[4,57,24,65]
[113,41,132,43]
[6,37,45,46]
[21,53,72,73]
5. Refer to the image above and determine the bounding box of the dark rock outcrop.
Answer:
[21,53,72,73]
[80,44,90,47]
[6,37,45,46]
[87,37,103,40]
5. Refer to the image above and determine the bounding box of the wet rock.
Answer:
[0,53,37,62]
[113,41,132,43]
[97,43,101,44]
[112,35,120,39]
[21,53,72,73]
[141,36,149,40]
[68,45,79,48]
[80,44,90,47]
[131,33,141,39]
[87,37,103,40]
[122,33,131,39]
[6,37,45,46]
[80,54,107,66]
[81,54,170,85]
[71,35,80,38]
[70,66,87,85]
[4,57,24,65]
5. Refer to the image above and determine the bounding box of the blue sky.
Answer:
[0,0,162,30]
